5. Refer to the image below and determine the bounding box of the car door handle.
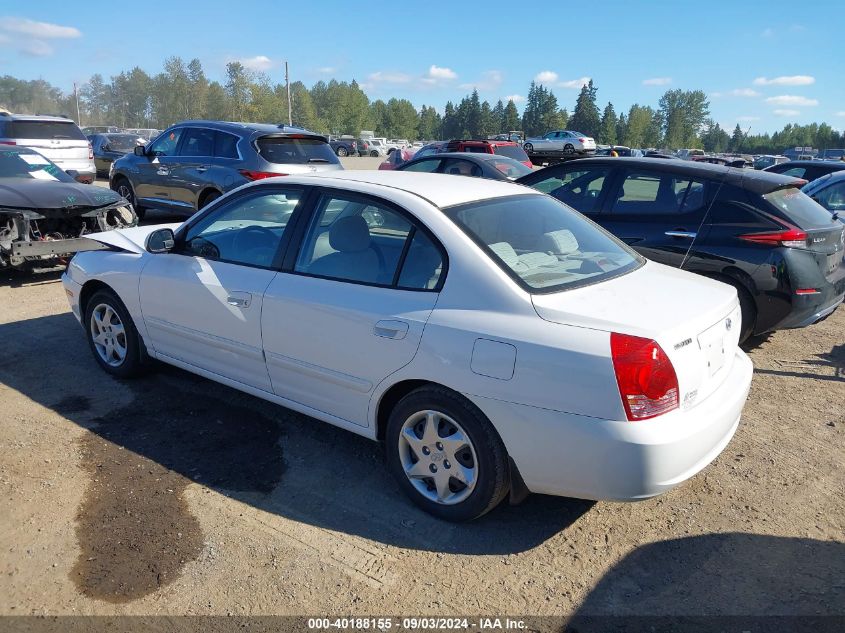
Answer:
[196,166,208,173]
[226,292,252,308]
[156,168,169,176]
[665,231,697,239]
[373,320,409,340]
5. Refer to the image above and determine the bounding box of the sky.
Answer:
[1,0,842,134]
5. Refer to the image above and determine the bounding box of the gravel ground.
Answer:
[0,160,843,624]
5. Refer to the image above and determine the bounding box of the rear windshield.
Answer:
[762,187,836,229]
[256,137,339,165]
[493,145,530,161]
[444,194,642,293]
[0,149,74,182]
[486,157,532,179]
[104,135,141,151]
[5,121,87,141]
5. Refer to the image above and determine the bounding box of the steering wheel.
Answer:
[233,225,276,252]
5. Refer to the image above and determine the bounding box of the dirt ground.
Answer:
[0,163,843,625]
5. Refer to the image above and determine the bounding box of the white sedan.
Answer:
[62,172,753,521]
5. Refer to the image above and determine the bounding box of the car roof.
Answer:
[555,156,803,194]
[772,160,845,169]
[172,120,323,137]
[0,113,77,123]
[281,170,530,207]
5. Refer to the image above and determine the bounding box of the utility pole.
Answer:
[74,82,82,125]
[285,61,292,126]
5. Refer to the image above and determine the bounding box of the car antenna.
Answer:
[679,167,730,270]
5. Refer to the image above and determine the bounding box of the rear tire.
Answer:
[523,142,534,153]
[370,150,379,157]
[337,147,349,157]
[563,144,575,155]
[385,386,510,522]
[200,191,221,209]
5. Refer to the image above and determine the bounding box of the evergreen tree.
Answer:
[417,105,441,140]
[569,80,600,138]
[503,99,520,131]
[730,124,745,151]
[492,100,505,132]
[600,102,618,145]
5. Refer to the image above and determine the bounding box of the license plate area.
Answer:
[698,321,728,378]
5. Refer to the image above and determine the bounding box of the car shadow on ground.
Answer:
[754,342,845,382]
[0,312,593,559]
[565,533,845,632]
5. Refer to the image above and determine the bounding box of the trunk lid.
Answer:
[532,261,741,411]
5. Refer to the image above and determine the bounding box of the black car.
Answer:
[88,133,145,177]
[395,152,533,180]
[764,160,845,182]
[328,136,357,157]
[517,157,845,341]
[0,145,136,271]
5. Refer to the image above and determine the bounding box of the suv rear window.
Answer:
[256,137,339,165]
[492,145,529,161]
[5,121,87,141]
[762,187,836,229]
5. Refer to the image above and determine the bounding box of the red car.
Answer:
[444,139,532,168]
[378,148,417,170]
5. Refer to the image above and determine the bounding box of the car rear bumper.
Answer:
[468,349,753,501]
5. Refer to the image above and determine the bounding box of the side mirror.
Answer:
[134,145,147,157]
[146,228,175,254]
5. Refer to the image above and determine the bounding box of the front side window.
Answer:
[444,194,641,292]
[529,168,611,214]
[179,128,215,157]
[149,128,183,156]
[612,171,704,215]
[295,193,444,289]
[814,182,845,212]
[402,159,442,173]
[183,189,301,267]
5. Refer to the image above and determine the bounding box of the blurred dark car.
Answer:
[88,133,145,177]
[517,157,845,341]
[396,151,533,180]
[764,160,845,182]
[444,139,532,168]
[412,141,448,158]
[328,136,357,157]
[803,171,845,216]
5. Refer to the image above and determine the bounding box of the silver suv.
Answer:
[0,112,95,183]
[110,120,342,219]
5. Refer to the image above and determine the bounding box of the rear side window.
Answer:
[402,159,442,173]
[257,137,339,165]
[6,121,86,141]
[612,171,705,215]
[493,145,529,161]
[179,128,215,157]
[214,131,239,159]
[762,187,836,229]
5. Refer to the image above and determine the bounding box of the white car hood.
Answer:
[85,223,182,254]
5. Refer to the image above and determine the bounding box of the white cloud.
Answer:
[426,65,457,81]
[730,88,760,97]
[235,55,275,72]
[505,94,525,104]
[835,111,845,117]
[766,95,818,106]
[753,75,815,86]
[459,70,502,91]
[533,71,589,89]
[774,109,800,116]
[367,71,412,84]
[0,17,81,39]
[643,77,672,86]
[316,66,336,75]
[534,70,558,84]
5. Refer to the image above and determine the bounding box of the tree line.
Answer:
[1,57,842,153]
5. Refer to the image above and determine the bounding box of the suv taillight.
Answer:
[738,228,808,248]
[0,140,16,145]
[610,333,679,421]
[88,142,94,159]
[239,170,287,181]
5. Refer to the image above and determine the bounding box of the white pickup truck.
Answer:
[523,130,596,163]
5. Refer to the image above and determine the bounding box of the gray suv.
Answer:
[110,120,342,219]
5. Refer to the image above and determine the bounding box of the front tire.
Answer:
[523,142,534,153]
[385,386,510,521]
[337,147,349,157]
[114,177,145,220]
[563,144,575,155]
[84,289,146,379]
[370,150,380,157]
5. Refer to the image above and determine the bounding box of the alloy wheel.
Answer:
[90,303,127,367]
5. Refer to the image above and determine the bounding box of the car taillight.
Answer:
[610,333,679,421]
[578,138,585,143]
[738,228,808,248]
[0,140,16,145]
[239,170,287,181]
[88,142,94,159]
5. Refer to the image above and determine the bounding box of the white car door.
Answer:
[261,189,445,426]
[138,186,306,391]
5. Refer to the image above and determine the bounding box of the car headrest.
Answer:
[329,215,370,252]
